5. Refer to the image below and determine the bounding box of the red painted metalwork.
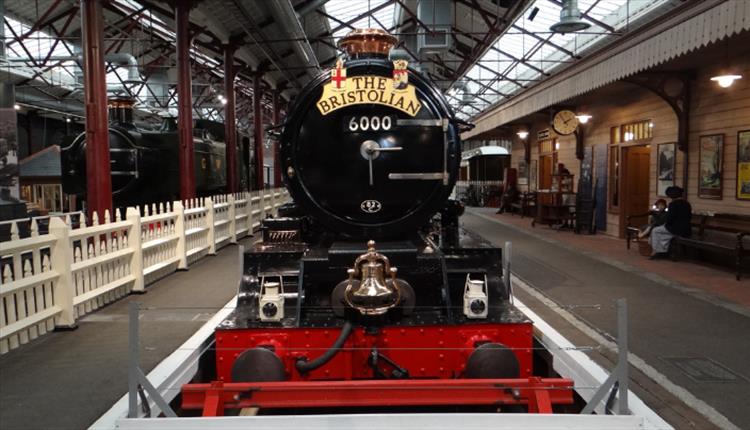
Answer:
[253,73,264,190]
[272,90,282,188]
[176,0,196,200]
[182,377,573,416]
[215,323,534,383]
[81,0,112,220]
[224,44,238,193]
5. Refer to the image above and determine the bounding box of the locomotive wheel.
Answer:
[231,347,286,382]
[465,343,520,379]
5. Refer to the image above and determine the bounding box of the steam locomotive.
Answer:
[180,29,573,415]
[60,98,249,209]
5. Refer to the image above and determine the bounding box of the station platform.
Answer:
[1,210,748,429]
[464,208,750,430]
[0,236,252,430]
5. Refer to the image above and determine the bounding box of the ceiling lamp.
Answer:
[575,114,592,124]
[550,0,591,33]
[517,131,529,139]
[711,39,743,88]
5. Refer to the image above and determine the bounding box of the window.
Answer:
[621,120,653,142]
[540,139,555,154]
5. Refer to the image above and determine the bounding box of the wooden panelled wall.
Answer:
[510,57,750,236]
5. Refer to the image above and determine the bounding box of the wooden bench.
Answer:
[510,192,536,218]
[671,213,750,281]
[625,212,701,250]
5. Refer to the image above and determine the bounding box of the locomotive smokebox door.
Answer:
[279,28,461,240]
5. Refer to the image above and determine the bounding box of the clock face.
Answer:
[553,110,578,135]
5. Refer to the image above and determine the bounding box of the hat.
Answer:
[665,186,683,198]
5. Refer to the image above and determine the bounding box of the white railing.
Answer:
[0,188,290,354]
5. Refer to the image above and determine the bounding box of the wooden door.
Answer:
[540,155,553,189]
[622,145,651,236]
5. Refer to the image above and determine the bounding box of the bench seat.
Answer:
[671,213,750,281]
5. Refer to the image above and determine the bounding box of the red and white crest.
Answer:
[330,58,347,90]
[392,60,409,90]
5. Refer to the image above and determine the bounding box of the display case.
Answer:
[533,174,576,229]
[551,173,574,193]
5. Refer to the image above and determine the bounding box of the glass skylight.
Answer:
[322,0,397,45]
[450,0,672,119]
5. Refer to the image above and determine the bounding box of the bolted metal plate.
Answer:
[660,357,748,383]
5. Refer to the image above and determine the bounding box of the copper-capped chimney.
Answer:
[108,96,135,127]
[337,28,397,59]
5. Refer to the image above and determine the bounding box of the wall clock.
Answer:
[552,110,579,135]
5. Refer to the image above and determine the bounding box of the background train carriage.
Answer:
[60,98,251,211]
[457,145,510,207]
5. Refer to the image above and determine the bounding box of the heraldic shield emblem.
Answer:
[331,58,347,90]
[392,60,408,90]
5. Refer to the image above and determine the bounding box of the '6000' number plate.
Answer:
[344,115,395,132]
[361,200,382,213]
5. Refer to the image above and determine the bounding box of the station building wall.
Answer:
[509,57,750,237]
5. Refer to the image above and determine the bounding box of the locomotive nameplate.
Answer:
[317,75,422,117]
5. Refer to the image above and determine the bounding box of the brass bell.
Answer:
[344,240,401,315]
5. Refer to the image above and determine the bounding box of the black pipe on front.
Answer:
[295,321,354,374]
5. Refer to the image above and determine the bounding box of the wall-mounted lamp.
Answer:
[218,95,227,105]
[14,104,21,110]
[517,130,529,139]
[575,114,592,124]
[710,73,742,88]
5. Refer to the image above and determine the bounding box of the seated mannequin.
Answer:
[638,199,668,239]
[498,183,520,214]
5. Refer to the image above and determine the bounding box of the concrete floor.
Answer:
[0,238,250,430]
[463,208,750,430]
[2,211,748,429]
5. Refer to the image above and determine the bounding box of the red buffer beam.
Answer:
[183,377,574,416]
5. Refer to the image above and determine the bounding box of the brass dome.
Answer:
[338,28,398,57]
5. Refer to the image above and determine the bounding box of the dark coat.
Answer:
[665,199,692,237]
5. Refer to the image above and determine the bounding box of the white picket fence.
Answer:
[0,188,289,354]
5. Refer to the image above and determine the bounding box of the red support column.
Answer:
[223,44,238,193]
[272,89,282,188]
[81,0,112,219]
[253,73,264,190]
[176,0,196,200]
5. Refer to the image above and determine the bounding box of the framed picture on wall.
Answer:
[656,143,675,197]
[738,130,750,200]
[518,159,528,185]
[698,134,724,199]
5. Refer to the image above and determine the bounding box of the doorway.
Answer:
[539,153,557,190]
[621,145,651,237]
